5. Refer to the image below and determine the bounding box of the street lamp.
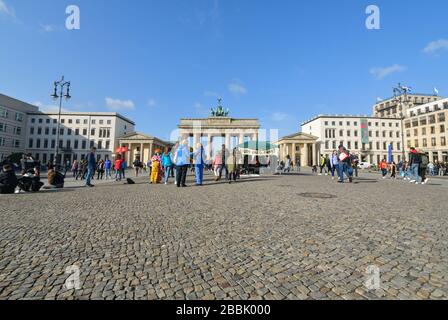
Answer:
[51,76,71,165]
[392,83,411,162]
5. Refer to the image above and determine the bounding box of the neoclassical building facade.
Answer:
[178,117,261,158]
[276,132,319,167]
[118,132,171,165]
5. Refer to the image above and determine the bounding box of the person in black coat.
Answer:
[0,164,18,194]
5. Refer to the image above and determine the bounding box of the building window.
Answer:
[82,140,87,149]
[44,139,48,148]
[423,139,427,147]
[91,129,95,136]
[68,119,73,124]
[0,123,6,132]
[28,139,33,148]
[52,128,57,135]
[59,128,64,135]
[105,140,110,149]
[431,126,436,134]
[339,130,344,137]
[107,120,111,125]
[37,127,42,135]
[67,129,72,136]
[51,140,56,148]
[14,127,22,135]
[61,119,65,124]
[441,125,446,133]
[36,139,41,148]
[99,120,104,125]
[74,140,79,149]
[30,127,34,135]
[83,119,88,124]
[431,138,437,147]
[92,120,96,125]
[45,127,49,135]
[83,129,87,135]
[98,140,102,150]
[15,113,23,122]
[75,128,79,135]
[46,119,50,124]
[90,140,94,148]
[14,140,20,148]
[441,137,446,146]
[38,119,43,124]
[76,119,80,124]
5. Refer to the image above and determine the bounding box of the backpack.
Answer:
[421,154,429,167]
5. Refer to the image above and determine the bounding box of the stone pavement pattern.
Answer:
[0,173,447,300]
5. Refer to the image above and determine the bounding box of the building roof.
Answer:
[118,132,171,145]
[277,132,319,142]
[27,111,135,125]
[300,114,401,126]
[374,93,442,105]
[0,93,39,112]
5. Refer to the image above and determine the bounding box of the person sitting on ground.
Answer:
[0,164,18,194]
[47,164,64,188]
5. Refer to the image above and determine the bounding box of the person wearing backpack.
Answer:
[133,158,141,177]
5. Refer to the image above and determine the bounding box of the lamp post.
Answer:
[392,83,410,162]
[51,76,71,165]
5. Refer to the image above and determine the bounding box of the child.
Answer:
[150,154,161,184]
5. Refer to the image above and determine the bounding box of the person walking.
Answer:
[408,147,422,184]
[218,144,229,181]
[213,151,222,179]
[284,155,292,173]
[161,148,173,185]
[380,159,388,179]
[97,159,105,180]
[390,161,397,179]
[227,148,240,184]
[419,152,429,185]
[71,160,78,178]
[319,154,328,175]
[330,150,338,180]
[174,140,190,187]
[85,147,97,187]
[104,157,112,179]
[350,152,359,178]
[337,145,352,183]
[133,157,142,177]
[193,143,207,186]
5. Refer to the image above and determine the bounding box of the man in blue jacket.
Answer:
[86,147,97,187]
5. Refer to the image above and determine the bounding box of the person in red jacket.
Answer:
[114,154,124,181]
[380,159,388,179]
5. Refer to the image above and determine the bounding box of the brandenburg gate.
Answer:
[178,99,260,157]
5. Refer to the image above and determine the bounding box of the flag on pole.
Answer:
[434,87,439,95]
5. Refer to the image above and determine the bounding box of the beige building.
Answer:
[301,115,404,165]
[405,98,448,162]
[276,132,319,166]
[373,93,441,118]
[118,132,171,165]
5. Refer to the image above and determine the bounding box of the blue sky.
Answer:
[1,0,447,140]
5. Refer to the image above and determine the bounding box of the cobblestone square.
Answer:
[0,172,447,300]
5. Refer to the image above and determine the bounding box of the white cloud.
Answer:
[39,23,55,32]
[271,112,289,122]
[423,39,448,54]
[228,80,248,97]
[0,0,15,18]
[147,98,157,108]
[105,97,135,110]
[370,64,406,80]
